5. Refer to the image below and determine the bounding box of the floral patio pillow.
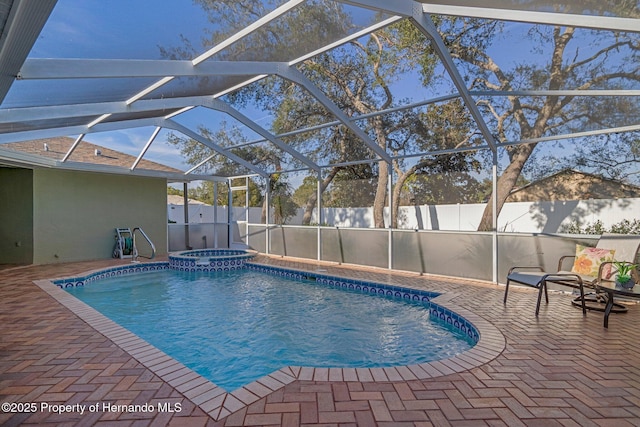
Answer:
[571,244,615,278]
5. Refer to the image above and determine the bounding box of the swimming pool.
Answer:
[61,263,477,392]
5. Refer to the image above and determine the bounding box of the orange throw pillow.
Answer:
[571,244,615,278]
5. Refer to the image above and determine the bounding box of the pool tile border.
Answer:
[51,261,169,288]
[36,261,505,421]
[245,262,480,342]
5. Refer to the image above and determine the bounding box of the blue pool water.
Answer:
[66,269,474,391]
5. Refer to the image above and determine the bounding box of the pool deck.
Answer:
[2,255,640,426]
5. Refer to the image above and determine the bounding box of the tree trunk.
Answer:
[477,143,537,231]
[390,158,437,229]
[372,114,391,228]
[391,169,412,229]
[301,167,341,225]
[373,161,388,228]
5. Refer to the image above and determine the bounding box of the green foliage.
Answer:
[268,173,297,225]
[561,219,640,235]
[167,186,183,197]
[612,260,638,283]
[292,175,318,208]
[323,165,377,208]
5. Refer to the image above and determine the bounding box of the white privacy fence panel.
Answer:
[169,198,640,232]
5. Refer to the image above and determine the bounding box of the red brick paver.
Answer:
[2,255,640,426]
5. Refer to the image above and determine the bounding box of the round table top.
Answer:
[596,280,640,297]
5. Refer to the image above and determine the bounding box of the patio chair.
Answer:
[557,233,640,312]
[504,233,640,315]
[503,268,586,316]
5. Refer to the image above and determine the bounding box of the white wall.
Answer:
[170,198,640,233]
[33,169,168,264]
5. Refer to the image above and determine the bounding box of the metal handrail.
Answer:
[132,227,156,262]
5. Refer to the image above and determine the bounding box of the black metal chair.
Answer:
[504,267,586,316]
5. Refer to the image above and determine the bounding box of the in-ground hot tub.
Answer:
[168,249,256,271]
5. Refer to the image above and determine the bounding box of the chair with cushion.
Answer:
[557,233,640,311]
[504,233,640,315]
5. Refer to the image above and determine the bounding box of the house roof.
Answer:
[1,137,181,174]
[167,194,209,205]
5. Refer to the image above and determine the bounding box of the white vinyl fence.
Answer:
[169,198,640,233]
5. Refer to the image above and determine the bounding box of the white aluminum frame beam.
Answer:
[0,145,216,182]
[410,11,498,152]
[191,0,305,65]
[339,0,640,34]
[0,95,221,123]
[162,119,269,178]
[498,123,640,148]
[131,126,161,170]
[335,0,498,152]
[18,59,282,80]
[207,98,320,172]
[421,3,640,34]
[229,93,462,149]
[278,67,393,163]
[6,88,634,127]
[61,134,85,162]
[0,0,57,103]
[0,117,164,144]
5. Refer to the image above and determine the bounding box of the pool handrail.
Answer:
[132,227,156,262]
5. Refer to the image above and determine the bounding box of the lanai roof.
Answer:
[0,1,638,180]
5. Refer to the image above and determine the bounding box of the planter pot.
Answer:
[616,278,636,289]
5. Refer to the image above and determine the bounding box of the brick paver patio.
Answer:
[2,255,640,426]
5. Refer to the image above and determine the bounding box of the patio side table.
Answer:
[594,281,640,328]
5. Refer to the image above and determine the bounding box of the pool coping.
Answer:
[34,262,506,421]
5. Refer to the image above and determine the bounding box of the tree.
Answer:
[387,99,484,226]
[558,133,640,185]
[161,0,367,225]
[393,10,639,230]
[441,17,639,230]
[285,22,479,227]
[165,4,479,228]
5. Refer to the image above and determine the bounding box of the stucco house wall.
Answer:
[31,168,168,264]
[0,168,34,264]
[0,167,168,265]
